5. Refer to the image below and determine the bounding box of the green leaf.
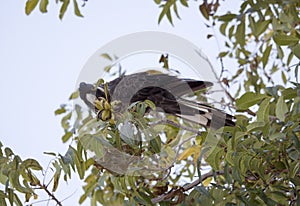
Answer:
[236,92,267,110]
[9,171,32,193]
[78,134,104,158]
[119,122,136,147]
[180,0,188,7]
[292,97,300,115]
[255,20,270,37]
[61,112,72,130]
[25,0,39,15]
[59,0,70,20]
[257,98,270,122]
[228,25,235,39]
[43,152,56,156]
[173,3,180,19]
[290,161,300,178]
[269,133,285,141]
[7,189,14,205]
[281,71,287,84]
[54,106,66,115]
[150,136,161,154]
[246,122,265,132]
[158,3,171,24]
[134,191,152,205]
[13,193,22,206]
[262,45,272,68]
[73,0,83,17]
[39,0,48,13]
[52,161,62,192]
[154,0,161,4]
[225,151,235,166]
[0,197,7,206]
[206,147,223,170]
[273,33,299,46]
[282,88,297,99]
[218,51,229,58]
[4,148,13,157]
[166,8,173,25]
[62,132,73,143]
[276,45,284,59]
[236,21,245,46]
[69,90,79,100]
[292,44,300,59]
[275,95,288,121]
[220,22,228,36]
[249,15,256,34]
[23,159,43,170]
[287,51,294,65]
[217,14,237,21]
[69,146,85,179]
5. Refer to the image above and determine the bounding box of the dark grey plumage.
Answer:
[79,72,234,128]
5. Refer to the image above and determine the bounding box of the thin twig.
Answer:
[196,50,236,106]
[60,189,78,203]
[27,197,51,205]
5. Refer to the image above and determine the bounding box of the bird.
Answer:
[79,71,235,129]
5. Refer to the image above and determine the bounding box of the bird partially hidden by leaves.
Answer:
[79,71,235,129]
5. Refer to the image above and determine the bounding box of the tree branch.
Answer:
[151,170,224,204]
[39,184,62,206]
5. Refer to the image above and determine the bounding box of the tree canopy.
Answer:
[0,0,299,205]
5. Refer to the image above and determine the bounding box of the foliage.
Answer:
[25,0,84,19]
[0,0,299,205]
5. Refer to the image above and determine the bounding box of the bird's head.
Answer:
[79,82,120,122]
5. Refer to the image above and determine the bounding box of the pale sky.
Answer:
[0,1,239,205]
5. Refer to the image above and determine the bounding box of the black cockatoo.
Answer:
[79,71,234,129]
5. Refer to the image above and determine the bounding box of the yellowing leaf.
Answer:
[202,177,212,187]
[178,146,195,161]
[199,3,209,20]
[178,145,201,166]
[193,146,201,166]
[101,53,113,61]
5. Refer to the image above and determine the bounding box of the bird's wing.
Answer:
[110,72,213,100]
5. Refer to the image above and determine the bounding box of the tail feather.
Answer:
[177,98,235,129]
